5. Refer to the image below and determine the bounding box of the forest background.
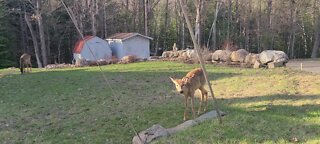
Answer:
[0,0,319,68]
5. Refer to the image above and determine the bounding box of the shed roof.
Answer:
[107,33,153,41]
[73,36,95,53]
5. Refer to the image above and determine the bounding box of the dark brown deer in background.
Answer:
[20,53,32,74]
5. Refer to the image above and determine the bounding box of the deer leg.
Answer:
[23,63,26,73]
[204,92,208,112]
[184,96,188,121]
[200,87,208,112]
[190,95,196,120]
[26,63,29,73]
[197,90,203,115]
[28,63,32,72]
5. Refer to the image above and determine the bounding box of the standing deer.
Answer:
[20,53,32,74]
[170,68,208,121]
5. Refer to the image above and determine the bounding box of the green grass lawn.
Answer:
[0,61,319,143]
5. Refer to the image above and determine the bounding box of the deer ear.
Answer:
[169,77,176,84]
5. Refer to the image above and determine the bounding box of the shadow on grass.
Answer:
[224,94,320,104]
[206,94,320,143]
[158,94,320,143]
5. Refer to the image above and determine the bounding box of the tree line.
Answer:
[0,0,319,68]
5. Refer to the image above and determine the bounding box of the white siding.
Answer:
[76,37,112,61]
[122,36,150,59]
[73,53,81,60]
[107,39,125,59]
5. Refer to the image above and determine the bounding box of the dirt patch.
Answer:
[286,59,320,73]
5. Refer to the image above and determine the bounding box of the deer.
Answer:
[20,53,32,74]
[169,68,208,121]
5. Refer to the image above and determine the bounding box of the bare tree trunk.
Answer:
[288,4,297,59]
[175,1,180,49]
[25,14,42,68]
[257,0,261,52]
[155,25,160,55]
[311,1,320,58]
[182,21,185,49]
[194,0,204,47]
[90,0,98,36]
[311,14,320,58]
[19,2,27,53]
[123,0,129,32]
[301,22,308,57]
[144,0,148,35]
[227,0,232,41]
[103,1,107,38]
[163,0,169,50]
[46,26,51,64]
[177,1,185,49]
[207,1,221,50]
[132,0,139,32]
[138,0,144,33]
[235,0,241,47]
[267,0,273,50]
[91,10,96,36]
[245,0,251,51]
[36,0,47,66]
[76,0,85,34]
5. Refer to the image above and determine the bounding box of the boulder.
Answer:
[259,50,289,65]
[268,62,285,69]
[245,53,260,65]
[162,50,188,58]
[212,50,232,62]
[203,53,213,61]
[172,51,180,58]
[176,50,187,58]
[253,61,261,69]
[161,51,173,58]
[180,51,189,59]
[119,55,137,64]
[230,49,249,63]
[187,49,197,59]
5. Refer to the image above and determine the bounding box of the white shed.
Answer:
[73,36,112,61]
[106,33,153,59]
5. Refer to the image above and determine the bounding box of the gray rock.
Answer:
[212,50,232,62]
[161,51,173,58]
[253,61,261,69]
[245,53,260,65]
[259,50,289,65]
[187,49,197,59]
[202,53,213,61]
[230,49,249,63]
[268,61,285,69]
